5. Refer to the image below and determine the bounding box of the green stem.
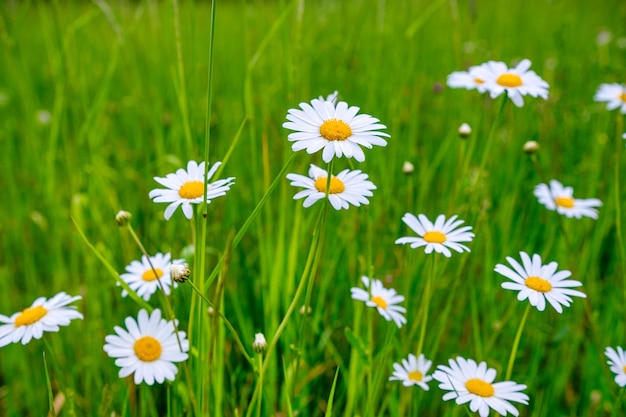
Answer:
[505,303,531,380]
[416,255,436,356]
[477,93,508,177]
[613,115,626,304]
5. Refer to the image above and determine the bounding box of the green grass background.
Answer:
[0,0,625,415]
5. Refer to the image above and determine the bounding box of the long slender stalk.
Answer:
[416,255,436,356]
[613,115,626,304]
[505,303,531,380]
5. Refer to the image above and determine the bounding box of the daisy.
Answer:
[472,59,549,107]
[395,213,474,257]
[283,97,389,162]
[605,346,626,387]
[103,309,189,385]
[495,251,586,313]
[594,83,626,113]
[286,164,376,210]
[447,63,490,93]
[119,253,185,301]
[0,292,83,348]
[149,160,235,220]
[389,353,433,390]
[433,356,529,417]
[534,179,602,219]
[350,276,406,328]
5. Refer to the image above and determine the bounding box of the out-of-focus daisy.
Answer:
[389,353,433,390]
[495,251,585,313]
[447,63,489,93]
[395,213,474,257]
[594,83,626,113]
[433,356,529,417]
[472,59,549,107]
[120,253,184,301]
[350,276,406,328]
[0,292,83,348]
[103,309,189,385]
[149,160,235,220]
[534,179,602,219]
[283,97,389,162]
[286,164,376,210]
[605,346,626,387]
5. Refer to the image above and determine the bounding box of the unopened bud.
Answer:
[402,161,414,174]
[458,123,472,138]
[115,210,132,227]
[299,305,312,316]
[253,333,267,353]
[523,140,540,154]
[170,264,190,283]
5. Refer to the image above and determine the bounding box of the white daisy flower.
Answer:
[149,160,235,220]
[534,179,602,219]
[395,213,475,257]
[447,63,490,93]
[286,164,376,210]
[389,353,433,390]
[432,356,529,417]
[0,292,83,348]
[472,59,549,107]
[495,251,586,313]
[605,346,626,387]
[283,97,389,162]
[103,309,189,385]
[594,83,626,113]
[119,253,185,301]
[350,276,406,328]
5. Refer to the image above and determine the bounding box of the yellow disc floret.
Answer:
[555,196,574,208]
[371,295,388,309]
[423,231,446,244]
[179,181,205,199]
[134,336,163,362]
[408,370,423,382]
[319,119,352,141]
[314,176,346,194]
[141,268,164,282]
[465,378,495,397]
[525,276,552,293]
[15,305,48,327]
[496,73,523,88]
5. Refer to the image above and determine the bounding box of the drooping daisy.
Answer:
[103,309,189,385]
[594,83,626,113]
[389,353,433,390]
[119,253,185,301]
[472,59,549,107]
[605,346,626,387]
[433,356,529,417]
[0,292,83,348]
[283,97,389,162]
[149,160,235,220]
[495,251,586,313]
[395,213,474,257]
[447,63,490,93]
[534,179,602,219]
[350,276,406,328]
[286,164,376,210]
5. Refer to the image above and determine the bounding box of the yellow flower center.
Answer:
[134,336,162,362]
[141,268,164,282]
[623,365,626,374]
[525,276,552,292]
[423,231,446,243]
[474,77,484,84]
[496,73,523,88]
[620,93,626,103]
[465,378,495,397]
[371,295,388,309]
[319,119,352,141]
[179,181,204,199]
[555,196,575,208]
[314,176,346,194]
[408,370,423,382]
[15,305,48,327]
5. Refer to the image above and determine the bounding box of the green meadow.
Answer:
[1,0,625,415]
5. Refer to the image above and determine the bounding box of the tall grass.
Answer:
[0,0,625,415]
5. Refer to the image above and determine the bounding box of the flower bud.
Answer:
[115,210,132,227]
[458,123,472,138]
[170,264,191,283]
[253,333,267,353]
[523,140,540,154]
[402,161,415,175]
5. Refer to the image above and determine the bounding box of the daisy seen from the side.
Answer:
[103,309,189,385]
[447,63,490,93]
[605,346,626,387]
[389,353,433,390]
[283,97,389,162]
[472,59,549,107]
[395,213,474,257]
[495,251,585,313]
[594,83,626,113]
[350,276,406,328]
[534,179,602,219]
[149,160,235,220]
[433,356,529,417]
[286,164,376,210]
[0,292,83,348]
[119,252,184,301]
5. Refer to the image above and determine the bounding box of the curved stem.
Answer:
[505,303,531,380]
[416,255,436,356]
